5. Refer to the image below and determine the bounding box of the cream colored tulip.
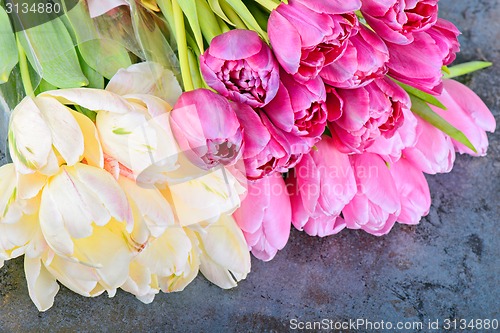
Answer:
[38,163,135,290]
[118,176,175,244]
[122,227,200,303]
[193,214,251,289]
[161,165,245,226]
[8,96,80,175]
[24,231,113,311]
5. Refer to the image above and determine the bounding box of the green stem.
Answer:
[172,0,194,91]
[16,36,34,97]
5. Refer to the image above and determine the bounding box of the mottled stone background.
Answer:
[0,0,498,331]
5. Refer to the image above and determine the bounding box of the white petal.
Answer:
[107,62,182,106]
[0,164,23,223]
[44,254,104,297]
[17,172,47,200]
[34,96,84,166]
[118,177,174,237]
[196,215,250,289]
[40,88,135,114]
[24,256,60,311]
[72,221,133,290]
[72,164,132,226]
[39,182,75,257]
[136,227,192,277]
[8,97,52,173]
[0,212,38,259]
[69,109,104,168]
[165,167,243,226]
[121,261,159,303]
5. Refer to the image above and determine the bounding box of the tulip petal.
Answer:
[442,80,496,132]
[34,96,84,167]
[72,221,132,290]
[41,89,135,114]
[44,254,104,297]
[197,215,250,288]
[119,177,174,238]
[106,62,182,107]
[69,109,104,168]
[24,256,60,312]
[268,10,301,74]
[8,97,53,173]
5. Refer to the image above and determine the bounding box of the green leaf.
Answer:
[444,61,493,79]
[77,50,104,89]
[176,0,205,52]
[224,0,267,40]
[208,0,236,26]
[196,0,222,43]
[36,79,57,94]
[64,1,132,79]
[393,78,447,110]
[410,95,477,153]
[75,105,97,122]
[0,7,18,83]
[16,17,88,88]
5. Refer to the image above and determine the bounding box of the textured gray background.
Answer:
[0,0,499,332]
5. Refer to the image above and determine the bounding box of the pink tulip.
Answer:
[385,32,444,94]
[320,25,389,89]
[427,19,460,66]
[268,0,359,82]
[390,158,431,225]
[170,89,243,170]
[233,173,291,261]
[286,137,356,237]
[342,153,401,236]
[404,116,456,174]
[360,0,438,45]
[327,77,409,154]
[431,79,496,156]
[200,30,280,108]
[231,103,296,180]
[263,72,327,154]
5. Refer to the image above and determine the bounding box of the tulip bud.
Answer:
[342,153,401,236]
[287,137,356,237]
[269,0,359,82]
[233,173,291,261]
[194,215,251,289]
[170,89,243,170]
[39,163,134,290]
[320,25,389,89]
[200,30,280,107]
[361,0,438,45]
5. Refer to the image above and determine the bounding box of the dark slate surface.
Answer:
[0,0,498,331]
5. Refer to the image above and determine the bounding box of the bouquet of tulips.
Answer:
[0,0,495,311]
